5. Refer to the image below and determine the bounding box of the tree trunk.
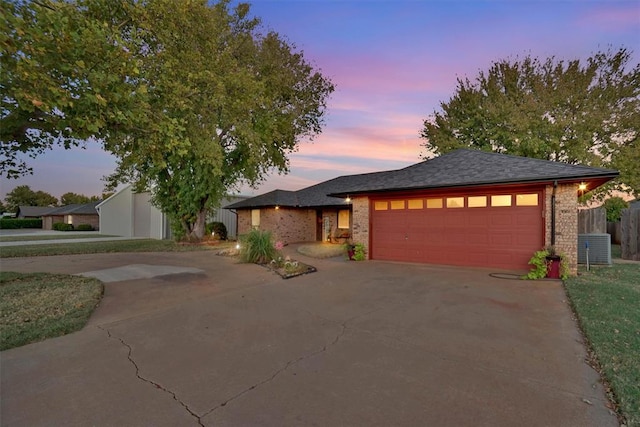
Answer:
[187,209,207,241]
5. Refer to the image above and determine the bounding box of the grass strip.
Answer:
[0,239,215,258]
[0,272,104,350]
[564,264,640,427]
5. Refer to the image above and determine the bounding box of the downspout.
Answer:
[230,209,238,240]
[551,180,557,246]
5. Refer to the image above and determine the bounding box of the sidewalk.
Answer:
[0,229,145,247]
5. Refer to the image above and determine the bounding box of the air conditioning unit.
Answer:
[578,234,611,265]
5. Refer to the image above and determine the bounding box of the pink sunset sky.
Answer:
[1,0,639,201]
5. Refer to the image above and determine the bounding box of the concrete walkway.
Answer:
[0,229,146,247]
[0,251,617,426]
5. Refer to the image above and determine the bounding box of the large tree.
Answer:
[420,48,640,198]
[1,0,146,178]
[60,192,99,205]
[4,185,58,211]
[2,0,334,239]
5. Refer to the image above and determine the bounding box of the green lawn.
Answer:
[564,263,640,427]
[0,239,218,258]
[0,272,103,350]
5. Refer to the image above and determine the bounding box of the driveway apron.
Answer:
[0,251,617,426]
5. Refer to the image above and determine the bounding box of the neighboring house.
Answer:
[97,185,246,239]
[17,206,56,218]
[41,202,101,230]
[225,149,618,273]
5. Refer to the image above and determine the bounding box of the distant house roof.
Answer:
[226,149,619,210]
[44,201,101,216]
[17,206,56,218]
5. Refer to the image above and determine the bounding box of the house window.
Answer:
[374,201,388,210]
[251,209,260,228]
[338,209,350,229]
[446,197,464,208]
[408,199,424,209]
[67,215,73,225]
[426,198,443,208]
[468,196,487,208]
[491,195,512,207]
[390,200,405,210]
[516,194,538,206]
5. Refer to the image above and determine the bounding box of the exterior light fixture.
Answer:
[578,182,587,191]
[275,205,280,210]
[235,243,240,250]
[345,196,351,203]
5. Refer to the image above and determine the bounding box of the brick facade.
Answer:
[42,214,99,230]
[544,183,578,274]
[236,207,316,244]
[351,196,370,258]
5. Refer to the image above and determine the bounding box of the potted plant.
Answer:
[343,242,356,260]
[525,246,568,280]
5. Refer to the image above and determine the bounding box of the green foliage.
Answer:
[0,218,42,229]
[353,243,367,261]
[0,272,103,350]
[206,221,228,240]
[524,247,570,280]
[239,230,278,264]
[421,48,640,198]
[603,196,629,222]
[75,224,94,231]
[4,185,58,212]
[60,192,98,205]
[0,219,41,229]
[1,0,147,177]
[52,222,74,231]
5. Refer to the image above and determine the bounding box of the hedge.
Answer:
[52,223,74,231]
[75,224,94,231]
[0,219,43,229]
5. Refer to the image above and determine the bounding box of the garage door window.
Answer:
[516,194,538,206]
[374,201,388,210]
[408,199,424,209]
[468,196,487,208]
[426,198,443,208]
[446,197,464,208]
[491,195,512,207]
[390,200,405,210]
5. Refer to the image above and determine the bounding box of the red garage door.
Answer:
[370,190,544,270]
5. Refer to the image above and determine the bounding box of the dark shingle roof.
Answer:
[225,149,619,209]
[45,201,100,215]
[17,206,56,217]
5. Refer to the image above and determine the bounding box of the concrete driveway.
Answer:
[1,250,617,426]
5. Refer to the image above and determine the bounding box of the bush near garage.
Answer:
[0,219,43,229]
[75,224,94,231]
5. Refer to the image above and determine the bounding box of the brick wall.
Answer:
[544,183,578,274]
[351,196,370,258]
[70,214,99,230]
[236,207,316,244]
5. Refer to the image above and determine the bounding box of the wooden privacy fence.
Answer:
[621,208,640,261]
[578,207,606,234]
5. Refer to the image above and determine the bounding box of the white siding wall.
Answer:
[98,186,134,237]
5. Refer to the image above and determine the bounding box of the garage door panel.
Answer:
[371,190,544,270]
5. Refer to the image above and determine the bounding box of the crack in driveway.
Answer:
[98,326,204,427]
[200,320,348,420]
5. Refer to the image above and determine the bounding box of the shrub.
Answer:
[239,229,278,264]
[353,243,367,261]
[52,222,74,231]
[603,196,629,222]
[206,221,228,240]
[0,219,42,229]
[75,224,94,231]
